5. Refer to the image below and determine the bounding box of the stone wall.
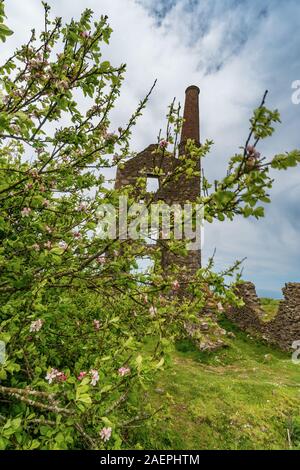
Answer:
[225,282,300,351]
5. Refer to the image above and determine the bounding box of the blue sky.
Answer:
[4,0,300,297]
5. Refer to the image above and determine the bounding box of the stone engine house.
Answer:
[115,85,202,275]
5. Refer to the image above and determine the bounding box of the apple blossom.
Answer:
[58,241,68,250]
[159,139,169,149]
[104,131,117,142]
[29,319,44,333]
[21,207,31,217]
[149,306,157,317]
[90,369,99,386]
[100,427,112,442]
[172,280,180,291]
[118,367,131,377]
[80,31,90,38]
[45,368,67,384]
[93,319,101,331]
[77,371,87,381]
[246,144,256,155]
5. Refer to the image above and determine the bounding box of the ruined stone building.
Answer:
[226,282,300,352]
[115,85,202,275]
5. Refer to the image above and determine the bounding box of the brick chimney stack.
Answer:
[180,85,200,147]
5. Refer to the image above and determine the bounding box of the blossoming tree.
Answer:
[0,2,299,449]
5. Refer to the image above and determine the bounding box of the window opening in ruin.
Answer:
[146,176,159,193]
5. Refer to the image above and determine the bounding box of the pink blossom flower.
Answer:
[43,199,50,207]
[29,319,44,332]
[32,243,40,252]
[159,139,169,149]
[26,183,33,190]
[56,372,67,382]
[118,367,131,377]
[93,319,101,331]
[90,369,99,386]
[21,207,32,217]
[97,256,106,265]
[149,306,157,317]
[45,225,52,234]
[100,427,112,442]
[77,371,87,381]
[44,241,52,250]
[172,280,180,291]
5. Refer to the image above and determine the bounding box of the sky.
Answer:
[3,0,300,297]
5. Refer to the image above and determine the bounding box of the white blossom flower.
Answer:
[29,319,44,333]
[58,241,68,250]
[45,368,58,384]
[149,306,157,318]
[90,369,99,386]
[45,368,67,384]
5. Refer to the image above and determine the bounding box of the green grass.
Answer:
[138,319,300,450]
[260,297,280,321]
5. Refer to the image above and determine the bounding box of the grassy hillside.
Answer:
[137,318,300,450]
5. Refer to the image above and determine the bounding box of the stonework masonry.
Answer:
[225,282,300,351]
